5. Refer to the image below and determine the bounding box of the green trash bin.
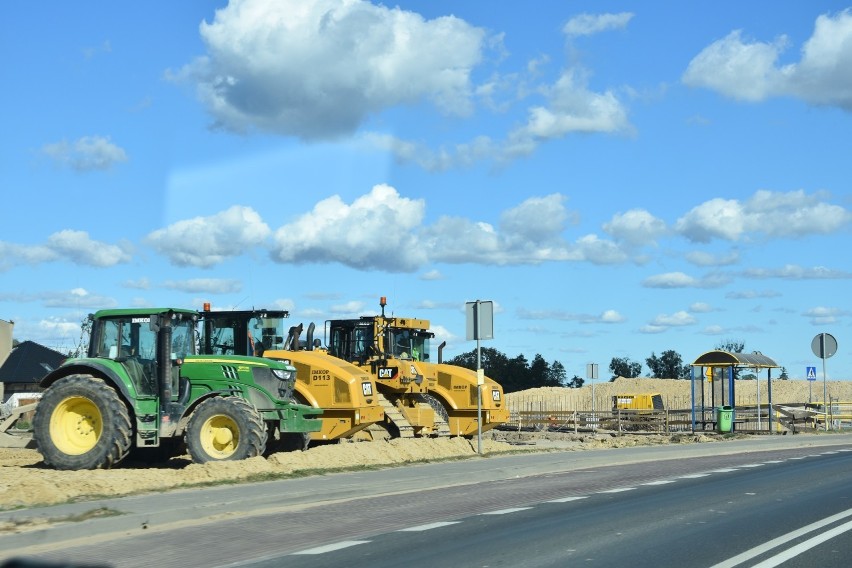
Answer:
[716,405,734,433]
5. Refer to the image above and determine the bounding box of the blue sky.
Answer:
[2,1,851,381]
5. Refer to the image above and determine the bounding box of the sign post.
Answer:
[586,363,599,428]
[811,333,838,431]
[806,366,817,403]
[466,300,494,454]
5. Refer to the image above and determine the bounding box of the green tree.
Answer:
[646,350,689,379]
[567,375,584,388]
[715,339,745,353]
[609,356,642,379]
[547,360,567,387]
[779,366,789,380]
[447,348,568,392]
[68,314,92,358]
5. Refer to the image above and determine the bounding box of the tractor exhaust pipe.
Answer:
[438,341,446,364]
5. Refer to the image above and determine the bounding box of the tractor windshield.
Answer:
[387,328,431,361]
[328,321,374,362]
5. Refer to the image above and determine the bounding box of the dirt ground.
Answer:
[0,378,839,513]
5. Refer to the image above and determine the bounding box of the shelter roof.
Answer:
[691,350,779,368]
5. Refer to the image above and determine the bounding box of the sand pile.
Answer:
[506,378,851,411]
[0,437,515,511]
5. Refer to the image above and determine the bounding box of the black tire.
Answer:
[33,375,132,470]
[185,397,267,463]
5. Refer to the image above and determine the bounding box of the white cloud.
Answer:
[600,309,626,323]
[173,0,484,139]
[162,279,243,294]
[271,184,425,272]
[47,230,132,267]
[425,194,581,265]
[563,12,634,37]
[0,231,130,271]
[725,289,782,300]
[603,208,666,246]
[683,10,852,111]
[420,270,444,281]
[505,70,631,161]
[742,264,852,280]
[41,288,117,309]
[146,205,271,268]
[329,300,367,316]
[674,198,745,242]
[649,311,696,327]
[642,271,730,289]
[675,190,851,243]
[689,302,716,313]
[518,308,623,324]
[686,249,740,267]
[41,136,128,172]
[803,306,849,325]
[574,234,629,264]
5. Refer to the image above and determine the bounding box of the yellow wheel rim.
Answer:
[199,415,240,459]
[49,396,103,455]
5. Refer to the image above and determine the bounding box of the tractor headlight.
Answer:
[272,368,296,382]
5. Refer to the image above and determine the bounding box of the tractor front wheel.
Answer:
[33,375,132,470]
[185,397,267,463]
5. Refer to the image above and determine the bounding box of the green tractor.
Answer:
[32,308,322,470]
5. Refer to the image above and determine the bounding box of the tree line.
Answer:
[448,339,788,394]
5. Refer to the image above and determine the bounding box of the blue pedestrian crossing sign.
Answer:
[806,366,817,381]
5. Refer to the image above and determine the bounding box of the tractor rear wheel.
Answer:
[185,397,267,463]
[33,375,132,470]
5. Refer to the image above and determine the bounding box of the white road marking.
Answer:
[710,468,739,472]
[750,518,852,567]
[710,506,852,568]
[739,463,765,468]
[399,521,460,532]
[599,487,635,493]
[642,480,676,486]
[678,473,710,479]
[482,507,533,515]
[547,496,589,503]
[292,541,371,555]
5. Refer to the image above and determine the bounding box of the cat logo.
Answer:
[378,367,395,379]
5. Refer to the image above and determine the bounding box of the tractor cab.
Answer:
[199,306,290,357]
[326,313,432,364]
[87,309,195,402]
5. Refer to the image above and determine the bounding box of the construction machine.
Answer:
[198,305,384,443]
[613,393,664,411]
[325,297,509,437]
[31,308,322,470]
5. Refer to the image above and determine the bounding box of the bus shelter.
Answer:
[690,350,780,432]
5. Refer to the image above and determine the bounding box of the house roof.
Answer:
[0,340,67,384]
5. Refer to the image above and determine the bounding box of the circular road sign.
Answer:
[811,333,838,359]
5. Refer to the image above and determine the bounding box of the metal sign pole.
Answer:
[822,333,828,432]
[476,300,482,455]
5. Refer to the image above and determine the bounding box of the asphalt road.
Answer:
[3,433,852,568]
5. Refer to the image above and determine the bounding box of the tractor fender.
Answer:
[39,362,136,404]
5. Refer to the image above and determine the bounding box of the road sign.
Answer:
[586,363,598,380]
[806,366,817,381]
[465,300,494,341]
[811,333,838,359]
